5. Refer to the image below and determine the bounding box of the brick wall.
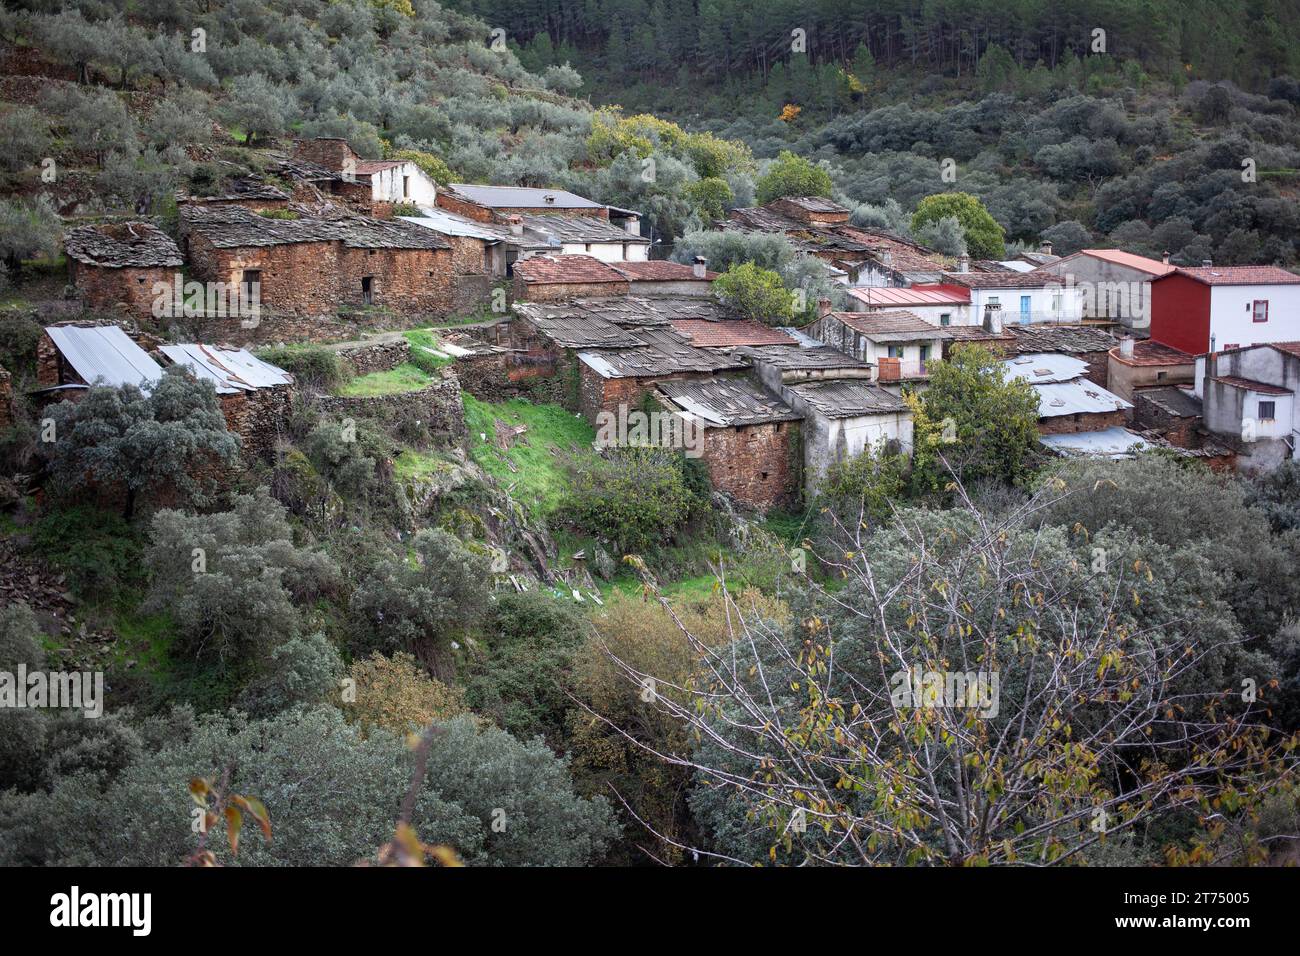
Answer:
[1038,410,1128,435]
[70,261,173,319]
[698,420,799,511]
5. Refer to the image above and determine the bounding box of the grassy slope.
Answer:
[336,362,434,397]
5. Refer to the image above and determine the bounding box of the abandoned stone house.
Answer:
[63,222,184,319]
[512,255,631,302]
[36,323,292,458]
[781,378,914,492]
[1003,352,1136,445]
[654,376,802,511]
[179,204,455,327]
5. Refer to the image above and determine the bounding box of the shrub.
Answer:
[0,602,45,670]
[713,261,794,324]
[254,345,349,392]
[560,447,701,555]
[30,505,143,602]
[755,150,833,204]
[344,651,469,734]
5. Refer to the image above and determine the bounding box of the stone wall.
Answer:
[311,370,467,446]
[1038,410,1128,435]
[291,138,358,171]
[185,233,455,320]
[70,260,172,319]
[1077,349,1111,389]
[333,339,411,375]
[446,234,489,276]
[1132,391,1203,449]
[219,385,293,459]
[454,350,575,405]
[514,278,630,302]
[698,420,799,511]
[435,193,498,223]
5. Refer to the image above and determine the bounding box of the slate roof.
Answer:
[1137,386,1202,418]
[178,180,291,204]
[786,379,909,418]
[776,196,849,214]
[271,157,343,183]
[827,310,954,342]
[577,329,747,379]
[63,222,182,268]
[942,270,1062,289]
[670,320,795,348]
[519,213,650,245]
[1008,324,1116,354]
[733,344,870,371]
[44,325,163,388]
[513,255,628,285]
[657,376,800,426]
[1168,265,1300,286]
[180,204,450,250]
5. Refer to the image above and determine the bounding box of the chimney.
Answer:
[1039,239,1053,255]
[817,297,833,318]
[983,302,1003,335]
[1120,337,1135,358]
[692,256,707,279]
[507,214,523,236]
[1162,250,1170,265]
[957,254,970,274]
[624,217,640,235]
[1202,259,1213,268]
[543,194,556,205]
[880,249,893,269]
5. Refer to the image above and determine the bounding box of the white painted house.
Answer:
[353,159,438,206]
[1151,265,1300,356]
[943,268,1085,327]
[1194,341,1300,472]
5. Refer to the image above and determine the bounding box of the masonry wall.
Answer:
[292,138,358,171]
[311,371,467,446]
[514,278,629,302]
[578,366,715,426]
[337,245,452,315]
[1037,410,1128,434]
[1132,393,1199,448]
[219,385,293,459]
[1107,354,1195,402]
[70,261,172,319]
[435,193,498,223]
[698,421,798,511]
[1077,349,1111,389]
[332,339,411,375]
[444,234,490,277]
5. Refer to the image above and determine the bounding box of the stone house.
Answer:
[158,344,294,459]
[611,258,718,296]
[1007,323,1117,388]
[180,204,454,327]
[780,378,914,494]
[655,376,802,511]
[63,222,183,319]
[512,255,631,301]
[1003,352,1133,436]
[290,138,438,210]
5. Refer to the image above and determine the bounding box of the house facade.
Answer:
[1038,249,1175,330]
[1150,265,1300,355]
[943,268,1085,327]
[1194,342,1300,472]
[809,309,951,383]
[63,222,184,319]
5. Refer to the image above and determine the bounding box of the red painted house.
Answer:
[1150,265,1300,355]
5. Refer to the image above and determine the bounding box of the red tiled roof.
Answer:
[669,319,796,348]
[1076,249,1176,276]
[1169,265,1300,286]
[611,260,718,281]
[513,254,628,284]
[1267,341,1300,359]
[1110,339,1194,367]
[849,284,969,307]
[1212,375,1291,395]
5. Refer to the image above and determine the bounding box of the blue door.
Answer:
[1020,295,1031,324]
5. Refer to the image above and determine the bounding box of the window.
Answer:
[241,269,261,300]
[1259,400,1276,421]
[887,345,903,358]
[939,313,951,327]
[1253,299,1269,323]
[361,276,373,305]
[402,175,410,199]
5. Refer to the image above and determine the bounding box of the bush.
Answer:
[254,345,349,392]
[344,651,469,735]
[234,632,345,718]
[713,261,794,324]
[755,150,833,204]
[560,447,701,555]
[31,505,143,602]
[0,602,45,670]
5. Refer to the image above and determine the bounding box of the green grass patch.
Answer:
[403,327,457,372]
[336,361,434,397]
[462,395,596,516]
[393,447,454,483]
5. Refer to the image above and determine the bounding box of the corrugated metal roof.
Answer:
[519,213,650,245]
[159,344,293,394]
[399,209,508,242]
[1033,380,1131,416]
[577,328,746,378]
[45,325,163,389]
[1004,353,1090,384]
[1040,426,1149,457]
[449,184,604,209]
[849,285,969,308]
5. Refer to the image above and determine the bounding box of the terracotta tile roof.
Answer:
[353,160,404,175]
[611,260,718,281]
[63,222,182,268]
[1212,375,1291,395]
[1136,386,1202,418]
[513,254,627,285]
[1170,265,1300,286]
[669,319,795,348]
[1075,249,1176,276]
[1266,341,1300,359]
[1110,339,1194,367]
